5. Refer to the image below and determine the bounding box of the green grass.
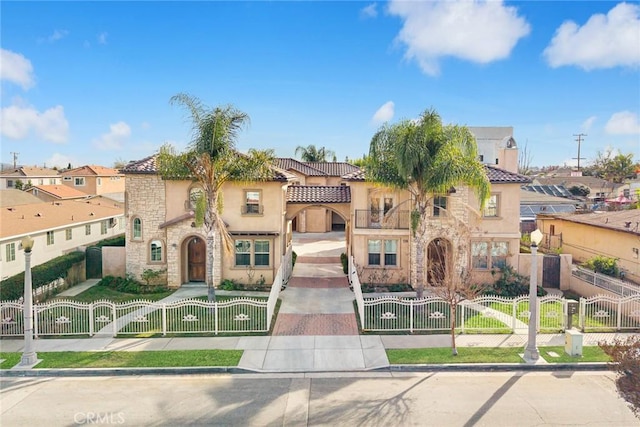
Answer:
[60,286,174,303]
[539,346,611,363]
[386,347,524,364]
[0,350,242,369]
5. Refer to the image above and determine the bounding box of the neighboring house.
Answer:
[26,184,90,203]
[533,175,623,203]
[121,155,296,288]
[468,126,519,172]
[60,165,125,197]
[520,187,580,233]
[537,210,640,283]
[0,166,61,190]
[124,140,530,289]
[0,199,125,280]
[276,159,359,232]
[0,189,43,207]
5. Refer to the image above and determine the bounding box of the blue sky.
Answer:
[1,1,639,170]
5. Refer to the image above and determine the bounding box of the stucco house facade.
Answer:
[537,210,640,283]
[123,129,529,290]
[0,166,61,190]
[60,165,125,198]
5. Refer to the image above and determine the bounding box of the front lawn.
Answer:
[538,346,611,363]
[60,286,174,303]
[0,350,242,369]
[386,347,524,364]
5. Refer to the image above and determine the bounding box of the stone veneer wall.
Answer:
[409,187,473,288]
[125,174,168,284]
[165,224,221,288]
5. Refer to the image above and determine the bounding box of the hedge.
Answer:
[94,235,125,247]
[0,251,85,300]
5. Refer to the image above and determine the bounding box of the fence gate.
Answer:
[543,255,560,288]
[86,246,103,279]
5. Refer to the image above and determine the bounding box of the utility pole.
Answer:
[573,134,586,171]
[10,152,19,168]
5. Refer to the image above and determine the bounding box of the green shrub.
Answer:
[0,251,85,300]
[220,279,240,291]
[292,251,297,267]
[340,253,348,274]
[388,283,412,292]
[582,255,619,278]
[97,275,167,294]
[483,265,547,297]
[94,235,125,247]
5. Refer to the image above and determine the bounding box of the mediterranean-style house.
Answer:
[122,127,531,290]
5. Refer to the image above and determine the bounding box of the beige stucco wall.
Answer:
[95,176,125,195]
[537,216,640,283]
[516,253,572,290]
[102,246,126,277]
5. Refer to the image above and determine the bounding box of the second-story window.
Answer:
[243,190,262,215]
[75,177,85,186]
[132,218,142,240]
[483,194,499,218]
[433,196,447,217]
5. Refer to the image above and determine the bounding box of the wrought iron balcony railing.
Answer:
[355,210,410,229]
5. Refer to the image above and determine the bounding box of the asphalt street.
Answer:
[1,371,637,426]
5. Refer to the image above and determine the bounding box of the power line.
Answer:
[573,134,587,171]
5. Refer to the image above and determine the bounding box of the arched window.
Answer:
[132,217,142,240]
[150,240,163,262]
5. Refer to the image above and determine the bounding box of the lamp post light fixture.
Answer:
[524,229,544,363]
[19,235,38,367]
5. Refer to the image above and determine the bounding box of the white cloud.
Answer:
[0,49,35,89]
[38,29,69,43]
[544,3,640,70]
[98,32,108,45]
[93,122,131,150]
[387,0,530,76]
[581,116,597,132]
[1,104,68,143]
[45,153,78,169]
[371,101,395,125]
[605,111,640,135]
[360,3,378,19]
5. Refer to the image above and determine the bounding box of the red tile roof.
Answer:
[276,158,327,176]
[343,165,531,184]
[286,185,351,203]
[303,162,360,177]
[61,165,122,176]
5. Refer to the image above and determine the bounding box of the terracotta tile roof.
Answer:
[276,158,327,176]
[0,166,60,177]
[342,165,530,184]
[287,185,351,203]
[1,200,123,239]
[0,190,43,207]
[541,210,640,236]
[122,154,293,181]
[61,165,122,176]
[485,165,532,184]
[303,162,360,177]
[28,185,89,200]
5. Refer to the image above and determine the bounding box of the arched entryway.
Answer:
[427,238,451,286]
[186,236,206,282]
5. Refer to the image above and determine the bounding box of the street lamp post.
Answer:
[19,235,38,367]
[524,229,543,363]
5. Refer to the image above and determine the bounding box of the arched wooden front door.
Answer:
[188,237,206,282]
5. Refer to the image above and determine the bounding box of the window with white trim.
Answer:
[101,221,108,235]
[472,241,509,270]
[433,195,447,217]
[491,242,509,269]
[6,243,16,262]
[85,224,92,235]
[235,240,251,266]
[74,177,85,186]
[47,231,55,245]
[243,190,262,215]
[66,228,72,240]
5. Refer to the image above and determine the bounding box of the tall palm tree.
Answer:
[367,109,490,298]
[157,93,275,301]
[295,144,336,162]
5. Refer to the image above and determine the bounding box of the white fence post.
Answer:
[579,297,585,331]
[111,303,117,337]
[162,304,167,336]
[89,303,94,336]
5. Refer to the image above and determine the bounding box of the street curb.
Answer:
[0,363,611,377]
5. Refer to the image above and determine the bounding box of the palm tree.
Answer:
[295,144,336,162]
[367,108,490,298]
[157,93,275,301]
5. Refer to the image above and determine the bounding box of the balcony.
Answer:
[355,210,410,229]
[241,204,264,215]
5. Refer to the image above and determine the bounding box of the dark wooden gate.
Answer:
[542,255,560,288]
[188,237,206,282]
[86,246,103,279]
